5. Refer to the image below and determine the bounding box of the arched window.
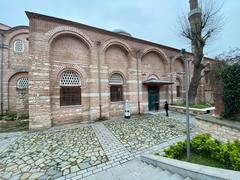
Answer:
[60,70,81,106]
[176,78,181,98]
[17,77,28,89]
[14,40,24,53]
[109,73,123,102]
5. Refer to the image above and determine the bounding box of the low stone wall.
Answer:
[196,115,240,142]
[169,105,215,116]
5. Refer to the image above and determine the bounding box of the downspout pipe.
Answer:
[96,41,102,119]
[136,50,140,114]
[0,31,4,115]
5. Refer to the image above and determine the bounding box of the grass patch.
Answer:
[178,153,230,169]
[190,104,210,109]
[0,121,28,132]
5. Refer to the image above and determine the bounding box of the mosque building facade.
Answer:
[0,9,214,130]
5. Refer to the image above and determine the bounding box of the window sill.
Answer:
[60,105,82,108]
[110,101,124,104]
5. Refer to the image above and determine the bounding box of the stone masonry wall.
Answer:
[196,115,240,142]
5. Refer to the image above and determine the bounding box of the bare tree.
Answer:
[180,0,224,104]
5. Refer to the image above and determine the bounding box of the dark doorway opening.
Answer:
[148,87,159,111]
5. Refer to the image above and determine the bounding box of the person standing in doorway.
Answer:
[164,101,169,116]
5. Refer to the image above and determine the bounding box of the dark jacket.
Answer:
[164,103,169,110]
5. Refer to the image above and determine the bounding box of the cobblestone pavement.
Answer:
[0,132,25,153]
[0,127,107,179]
[104,114,187,153]
[0,112,197,180]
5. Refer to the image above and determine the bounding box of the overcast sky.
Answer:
[1,0,239,58]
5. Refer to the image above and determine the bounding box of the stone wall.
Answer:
[196,115,240,142]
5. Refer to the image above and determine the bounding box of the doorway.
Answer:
[148,87,159,111]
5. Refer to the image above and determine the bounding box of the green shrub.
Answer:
[190,134,220,158]
[221,64,240,118]
[216,141,240,170]
[163,134,240,171]
[0,113,17,121]
[190,104,210,109]
[164,141,186,159]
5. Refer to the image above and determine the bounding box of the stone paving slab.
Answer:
[92,123,130,160]
[0,126,107,180]
[104,113,188,153]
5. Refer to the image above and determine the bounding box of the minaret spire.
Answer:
[189,0,198,10]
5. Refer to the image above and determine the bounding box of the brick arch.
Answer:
[172,54,185,70]
[103,39,132,70]
[176,75,183,86]
[141,47,169,65]
[4,28,29,46]
[8,72,29,112]
[46,26,94,48]
[108,71,127,85]
[172,54,184,64]
[53,65,87,88]
[147,74,159,80]
[102,39,132,56]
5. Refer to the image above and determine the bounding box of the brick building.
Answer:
[0,11,214,130]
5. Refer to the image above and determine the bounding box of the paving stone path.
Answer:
[92,123,131,162]
[0,112,197,180]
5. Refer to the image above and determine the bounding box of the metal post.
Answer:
[181,48,191,161]
[170,58,173,105]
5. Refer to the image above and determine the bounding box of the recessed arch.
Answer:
[49,33,91,65]
[46,26,94,48]
[141,47,169,65]
[109,71,126,85]
[147,74,159,80]
[103,39,132,56]
[7,72,29,112]
[5,29,29,46]
[109,72,125,102]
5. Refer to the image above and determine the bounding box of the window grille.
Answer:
[17,77,28,89]
[60,70,81,106]
[110,85,123,102]
[60,71,81,86]
[109,73,123,85]
[14,40,24,52]
[60,87,81,106]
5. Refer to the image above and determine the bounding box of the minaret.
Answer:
[188,0,202,52]
[189,0,198,10]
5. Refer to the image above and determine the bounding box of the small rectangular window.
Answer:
[60,87,81,106]
[176,86,181,97]
[110,85,123,102]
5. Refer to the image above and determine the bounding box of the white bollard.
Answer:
[124,100,131,119]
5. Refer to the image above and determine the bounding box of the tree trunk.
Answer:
[188,46,205,104]
[189,65,203,104]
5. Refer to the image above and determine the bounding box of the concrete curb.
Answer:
[141,154,240,180]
